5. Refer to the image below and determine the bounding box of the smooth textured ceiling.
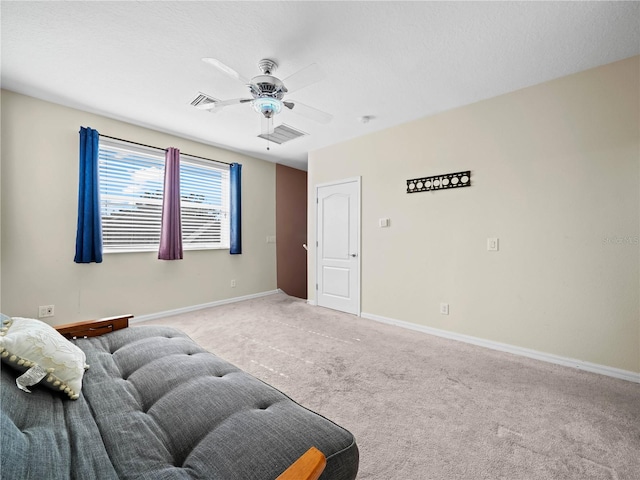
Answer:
[2,1,639,170]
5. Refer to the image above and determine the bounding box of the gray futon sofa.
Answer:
[1,316,359,479]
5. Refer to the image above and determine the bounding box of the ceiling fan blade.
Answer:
[283,100,333,124]
[195,98,252,111]
[282,63,324,93]
[202,58,251,85]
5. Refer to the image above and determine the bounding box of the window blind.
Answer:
[179,155,230,249]
[98,138,230,252]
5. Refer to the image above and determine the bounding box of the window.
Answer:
[98,138,230,253]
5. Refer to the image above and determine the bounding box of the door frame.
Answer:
[315,176,361,316]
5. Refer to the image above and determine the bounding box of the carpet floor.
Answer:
[140,293,640,479]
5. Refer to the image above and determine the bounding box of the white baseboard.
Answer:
[131,290,280,324]
[307,299,317,306]
[361,312,640,384]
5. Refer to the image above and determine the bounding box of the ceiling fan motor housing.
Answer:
[251,75,286,100]
[252,59,287,99]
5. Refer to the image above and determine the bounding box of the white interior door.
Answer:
[316,178,360,315]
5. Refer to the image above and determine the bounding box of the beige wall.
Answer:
[1,90,277,324]
[308,56,640,373]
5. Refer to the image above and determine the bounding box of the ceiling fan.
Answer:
[197,57,333,134]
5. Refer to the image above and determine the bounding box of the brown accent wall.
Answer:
[276,164,308,299]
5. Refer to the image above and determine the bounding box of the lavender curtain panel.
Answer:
[230,163,242,254]
[74,127,103,263]
[158,147,183,260]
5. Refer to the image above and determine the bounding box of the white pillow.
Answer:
[0,316,89,400]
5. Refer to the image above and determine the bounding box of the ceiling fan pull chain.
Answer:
[267,117,271,151]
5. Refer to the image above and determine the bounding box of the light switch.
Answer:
[379,218,390,228]
[487,238,499,251]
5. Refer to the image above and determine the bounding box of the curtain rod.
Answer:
[99,134,233,167]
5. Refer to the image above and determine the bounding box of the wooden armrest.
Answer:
[276,447,326,480]
[55,314,133,339]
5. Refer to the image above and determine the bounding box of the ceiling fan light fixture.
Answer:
[253,97,282,118]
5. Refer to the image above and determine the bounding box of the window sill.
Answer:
[103,246,230,254]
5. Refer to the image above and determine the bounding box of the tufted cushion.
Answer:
[0,316,88,399]
[75,326,358,480]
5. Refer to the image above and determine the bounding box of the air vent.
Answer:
[258,124,308,144]
[190,92,219,108]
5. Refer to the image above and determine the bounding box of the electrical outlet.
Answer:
[230,279,237,288]
[440,303,449,315]
[38,305,55,318]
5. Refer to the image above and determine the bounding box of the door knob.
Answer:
[350,253,357,257]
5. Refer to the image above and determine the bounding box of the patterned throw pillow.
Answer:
[0,316,89,400]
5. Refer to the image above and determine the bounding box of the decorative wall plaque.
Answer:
[406,171,471,194]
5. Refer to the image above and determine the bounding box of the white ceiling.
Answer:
[2,1,639,170]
